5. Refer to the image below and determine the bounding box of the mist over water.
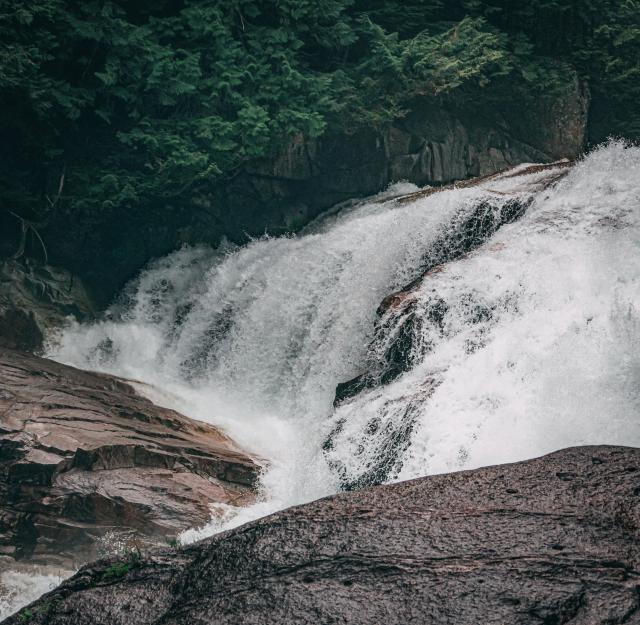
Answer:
[47,142,640,539]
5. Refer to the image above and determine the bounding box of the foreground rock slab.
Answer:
[0,348,259,567]
[6,445,640,625]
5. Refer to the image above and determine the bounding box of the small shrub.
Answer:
[166,537,179,549]
[18,608,33,622]
[101,562,131,581]
[101,548,142,581]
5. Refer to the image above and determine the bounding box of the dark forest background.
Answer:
[1,0,638,295]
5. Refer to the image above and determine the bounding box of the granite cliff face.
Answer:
[5,445,639,625]
[0,348,259,569]
[240,77,588,221]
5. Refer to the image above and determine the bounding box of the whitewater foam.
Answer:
[45,142,639,539]
[0,569,68,621]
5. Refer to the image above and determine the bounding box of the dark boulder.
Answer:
[0,348,260,569]
[0,260,94,353]
[6,445,640,624]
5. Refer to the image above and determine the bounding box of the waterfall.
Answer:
[47,142,640,538]
[0,570,66,621]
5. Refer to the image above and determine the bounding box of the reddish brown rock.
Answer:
[0,348,260,568]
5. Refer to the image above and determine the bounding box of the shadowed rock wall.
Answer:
[0,260,95,352]
[39,80,589,306]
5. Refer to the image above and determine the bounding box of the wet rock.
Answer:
[7,445,640,625]
[0,260,94,353]
[0,348,260,568]
[332,307,425,409]
[333,374,370,407]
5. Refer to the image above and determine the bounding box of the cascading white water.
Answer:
[0,570,67,621]
[326,145,640,487]
[46,142,640,541]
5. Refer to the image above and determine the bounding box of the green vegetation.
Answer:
[1,0,638,260]
[102,561,133,580]
[101,549,142,581]
[17,601,59,622]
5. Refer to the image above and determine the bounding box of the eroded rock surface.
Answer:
[0,348,259,568]
[7,446,640,625]
[0,260,94,353]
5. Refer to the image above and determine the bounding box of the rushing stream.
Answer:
[44,142,640,541]
[2,141,639,620]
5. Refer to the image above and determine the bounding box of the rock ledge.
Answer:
[0,348,259,567]
[5,445,639,624]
